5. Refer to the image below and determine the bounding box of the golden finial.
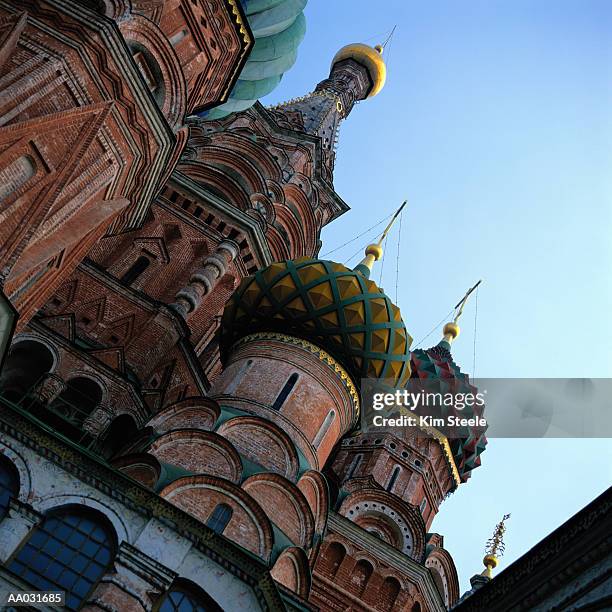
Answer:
[482,513,511,578]
[442,279,482,344]
[355,201,406,277]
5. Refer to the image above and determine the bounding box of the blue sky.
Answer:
[261,0,612,592]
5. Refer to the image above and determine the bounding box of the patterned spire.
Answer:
[268,43,386,176]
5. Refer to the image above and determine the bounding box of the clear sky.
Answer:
[260,0,612,592]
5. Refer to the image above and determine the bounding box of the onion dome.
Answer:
[220,256,412,387]
[332,43,387,98]
[199,0,307,120]
[410,324,488,483]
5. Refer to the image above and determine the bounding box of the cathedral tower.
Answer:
[0,30,487,611]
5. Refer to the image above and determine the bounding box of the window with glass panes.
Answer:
[159,582,222,612]
[7,508,115,610]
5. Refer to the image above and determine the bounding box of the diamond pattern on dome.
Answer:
[410,345,488,482]
[344,301,365,326]
[221,258,413,386]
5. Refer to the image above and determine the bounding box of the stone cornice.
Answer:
[328,512,446,611]
[0,401,286,611]
[169,170,274,266]
[116,541,177,591]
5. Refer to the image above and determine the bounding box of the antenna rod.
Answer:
[453,279,482,322]
[381,25,397,50]
[377,200,407,246]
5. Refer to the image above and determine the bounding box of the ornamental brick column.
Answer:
[33,374,66,404]
[83,404,114,437]
[173,239,239,318]
[83,542,176,612]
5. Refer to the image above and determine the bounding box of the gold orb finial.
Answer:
[365,243,383,260]
[443,322,460,342]
[332,43,387,98]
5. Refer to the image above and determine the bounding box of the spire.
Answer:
[440,280,482,347]
[354,201,406,278]
[269,41,387,174]
[482,513,511,578]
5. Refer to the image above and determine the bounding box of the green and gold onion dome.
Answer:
[220,253,413,387]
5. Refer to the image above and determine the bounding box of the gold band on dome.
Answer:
[232,332,360,419]
[419,424,461,487]
[332,43,387,98]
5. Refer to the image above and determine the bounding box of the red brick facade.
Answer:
[0,21,465,611]
[0,0,251,328]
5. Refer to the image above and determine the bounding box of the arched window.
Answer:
[0,456,19,520]
[312,409,335,447]
[326,542,345,576]
[225,359,252,395]
[49,377,103,437]
[352,559,373,596]
[159,580,223,612]
[380,576,401,611]
[120,255,151,286]
[0,340,54,401]
[7,506,116,610]
[346,453,363,480]
[412,602,422,612]
[387,465,401,492]
[100,414,138,459]
[205,504,232,534]
[271,373,298,411]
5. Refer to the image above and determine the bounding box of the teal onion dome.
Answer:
[198,0,307,120]
[220,257,413,387]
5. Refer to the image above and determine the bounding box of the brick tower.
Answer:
[0,32,487,611]
[0,0,252,329]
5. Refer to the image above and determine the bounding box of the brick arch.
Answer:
[159,475,274,561]
[119,14,186,129]
[266,225,292,261]
[179,161,251,211]
[148,429,242,483]
[425,545,460,607]
[208,131,284,182]
[8,333,59,373]
[270,546,311,599]
[96,0,131,19]
[297,470,329,536]
[338,489,426,561]
[266,179,286,205]
[242,473,315,549]
[35,495,131,545]
[282,181,317,252]
[216,415,300,480]
[378,575,402,612]
[111,453,162,489]
[273,204,306,258]
[147,396,220,433]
